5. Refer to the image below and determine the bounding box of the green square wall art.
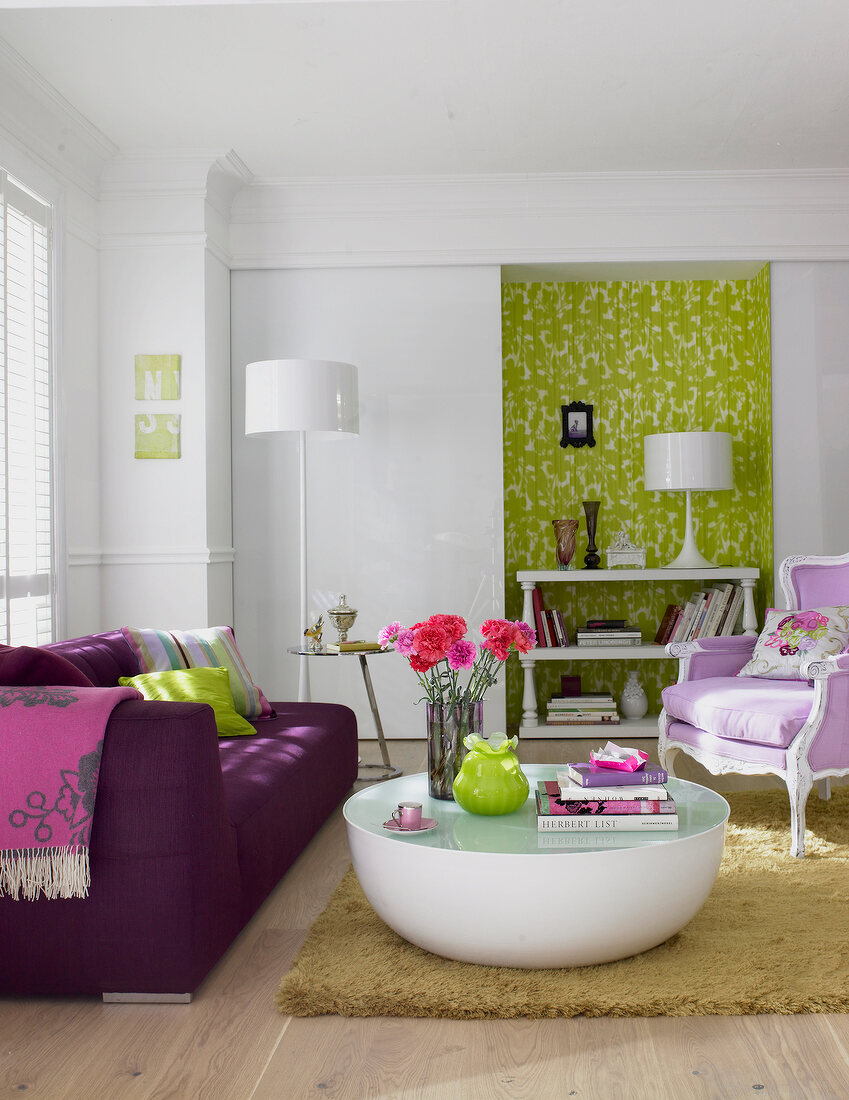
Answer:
[135,354,181,400]
[135,414,181,459]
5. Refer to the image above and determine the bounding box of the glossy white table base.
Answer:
[344,767,728,968]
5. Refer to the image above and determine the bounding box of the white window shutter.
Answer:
[0,171,54,646]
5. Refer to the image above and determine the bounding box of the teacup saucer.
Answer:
[382,817,438,833]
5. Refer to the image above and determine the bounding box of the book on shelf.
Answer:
[325,640,383,652]
[653,603,682,645]
[532,587,548,647]
[547,690,611,708]
[538,779,670,801]
[546,707,619,718]
[560,763,669,787]
[547,699,618,710]
[585,619,628,629]
[538,813,679,832]
[669,593,702,643]
[719,585,745,635]
[697,584,733,638]
[575,629,641,640]
[575,636,643,647]
[546,714,621,725]
[548,609,569,647]
[664,584,744,644]
[536,791,676,816]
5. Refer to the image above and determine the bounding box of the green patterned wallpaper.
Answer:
[502,269,773,726]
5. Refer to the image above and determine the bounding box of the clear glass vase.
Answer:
[425,700,483,800]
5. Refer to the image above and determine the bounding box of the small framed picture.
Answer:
[560,401,595,448]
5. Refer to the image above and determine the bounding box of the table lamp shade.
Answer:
[245,359,359,436]
[644,431,733,493]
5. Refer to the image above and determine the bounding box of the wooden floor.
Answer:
[2,738,849,1100]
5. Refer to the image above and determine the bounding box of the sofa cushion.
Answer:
[44,630,140,686]
[662,676,814,748]
[736,606,849,680]
[122,625,272,719]
[0,644,94,687]
[119,667,257,738]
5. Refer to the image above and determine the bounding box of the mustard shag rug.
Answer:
[276,787,849,1019]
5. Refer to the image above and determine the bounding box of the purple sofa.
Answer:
[0,630,358,1000]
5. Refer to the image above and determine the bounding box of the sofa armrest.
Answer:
[666,635,757,683]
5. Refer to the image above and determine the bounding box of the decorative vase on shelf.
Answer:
[452,734,529,815]
[620,671,648,720]
[426,700,482,800]
[582,500,601,569]
[552,518,579,570]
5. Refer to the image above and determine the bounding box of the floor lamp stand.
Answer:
[298,429,311,703]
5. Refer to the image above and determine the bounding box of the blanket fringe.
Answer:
[0,847,90,901]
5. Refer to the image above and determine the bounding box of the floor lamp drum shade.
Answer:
[245,358,360,703]
[244,359,359,437]
[644,431,733,569]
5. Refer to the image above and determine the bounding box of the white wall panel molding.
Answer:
[68,551,103,568]
[100,547,236,566]
[229,170,849,269]
[0,37,116,198]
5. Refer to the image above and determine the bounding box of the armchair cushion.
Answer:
[662,676,814,748]
[735,606,849,680]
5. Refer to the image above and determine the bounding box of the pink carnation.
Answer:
[513,620,536,652]
[394,628,416,656]
[378,621,402,648]
[447,639,477,670]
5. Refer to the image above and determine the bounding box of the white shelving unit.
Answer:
[517,566,760,738]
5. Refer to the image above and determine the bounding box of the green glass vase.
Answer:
[452,734,529,815]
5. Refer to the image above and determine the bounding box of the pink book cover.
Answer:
[536,792,675,816]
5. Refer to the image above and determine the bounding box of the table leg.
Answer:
[356,654,402,782]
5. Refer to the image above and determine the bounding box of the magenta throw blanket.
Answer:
[0,685,139,900]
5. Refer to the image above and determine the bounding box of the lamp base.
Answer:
[662,545,720,570]
[661,489,719,570]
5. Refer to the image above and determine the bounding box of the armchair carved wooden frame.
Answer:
[659,552,849,858]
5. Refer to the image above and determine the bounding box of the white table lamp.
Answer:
[245,359,359,701]
[644,431,732,569]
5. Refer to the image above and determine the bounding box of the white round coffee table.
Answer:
[343,765,729,968]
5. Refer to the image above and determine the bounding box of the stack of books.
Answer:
[575,619,642,647]
[535,761,676,831]
[546,691,620,726]
[531,588,569,647]
[654,583,745,646]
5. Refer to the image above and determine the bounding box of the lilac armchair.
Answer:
[659,552,849,857]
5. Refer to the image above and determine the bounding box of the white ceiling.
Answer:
[1,0,849,180]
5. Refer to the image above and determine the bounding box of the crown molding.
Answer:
[229,169,849,268]
[100,149,253,261]
[0,36,117,199]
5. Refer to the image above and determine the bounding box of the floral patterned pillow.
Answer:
[736,606,849,680]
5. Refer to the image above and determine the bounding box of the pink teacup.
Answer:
[391,802,423,830]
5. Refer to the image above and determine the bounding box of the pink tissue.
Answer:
[589,742,649,772]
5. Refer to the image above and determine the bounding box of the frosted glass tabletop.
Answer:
[343,764,729,855]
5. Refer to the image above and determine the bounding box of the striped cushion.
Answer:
[121,625,272,719]
[121,627,188,672]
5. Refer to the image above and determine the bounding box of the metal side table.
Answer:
[287,647,402,781]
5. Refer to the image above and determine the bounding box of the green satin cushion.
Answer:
[118,666,256,738]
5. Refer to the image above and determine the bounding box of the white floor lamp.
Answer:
[245,359,359,702]
[644,431,733,569]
